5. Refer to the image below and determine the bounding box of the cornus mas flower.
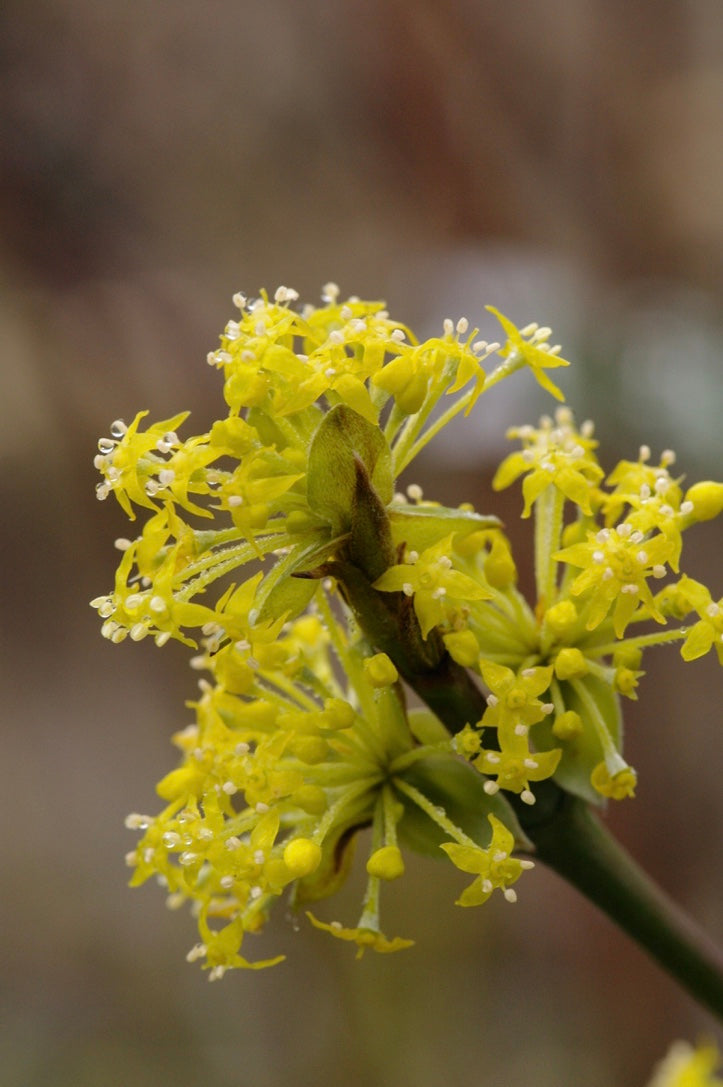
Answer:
[94,286,722,975]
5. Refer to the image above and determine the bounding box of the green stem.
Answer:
[521,790,723,1020]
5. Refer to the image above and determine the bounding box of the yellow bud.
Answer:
[454,724,482,757]
[363,653,399,687]
[396,371,429,415]
[322,698,356,730]
[283,838,322,877]
[484,535,517,589]
[366,845,405,880]
[292,785,327,814]
[614,667,641,698]
[561,520,587,547]
[553,647,588,680]
[442,629,480,667]
[545,599,578,637]
[591,762,637,799]
[288,736,329,764]
[552,710,583,740]
[156,765,204,801]
[287,509,319,534]
[684,481,723,522]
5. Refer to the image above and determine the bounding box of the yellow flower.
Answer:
[373,535,492,638]
[486,306,571,401]
[493,407,603,517]
[677,577,723,665]
[306,913,414,958]
[555,522,673,636]
[441,815,534,906]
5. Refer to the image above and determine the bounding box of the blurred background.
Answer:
[1,2,721,1085]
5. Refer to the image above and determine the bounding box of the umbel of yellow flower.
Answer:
[94,285,722,975]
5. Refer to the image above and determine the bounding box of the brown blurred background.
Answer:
[1,2,721,1085]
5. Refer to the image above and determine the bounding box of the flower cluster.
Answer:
[94,286,721,974]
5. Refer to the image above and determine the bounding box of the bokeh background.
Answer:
[1,2,721,1085]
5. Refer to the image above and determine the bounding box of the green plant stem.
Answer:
[525,789,723,1020]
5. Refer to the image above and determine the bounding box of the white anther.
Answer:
[661,449,676,466]
[485,753,500,765]
[321,282,340,303]
[639,445,651,462]
[391,328,406,342]
[150,596,167,614]
[225,837,242,851]
[158,469,175,487]
[255,802,269,814]
[125,813,152,830]
[520,668,536,678]
[162,832,182,848]
[186,943,207,963]
[179,852,199,867]
[110,420,127,438]
[503,888,518,902]
[406,483,423,501]
[593,550,606,565]
[155,631,171,647]
[636,550,648,564]
[483,780,500,795]
[402,582,414,597]
[328,330,344,345]
[250,885,263,900]
[274,285,299,303]
[220,875,235,890]
[222,781,238,795]
[520,789,536,806]
[621,583,639,594]
[652,565,667,578]
[706,602,721,618]
[596,529,611,543]
[519,322,539,337]
[602,568,614,581]
[523,758,539,770]
[486,694,499,707]
[680,500,694,515]
[616,523,632,538]
[443,318,454,336]
[431,587,447,599]
[407,550,419,563]
[514,724,529,737]
[456,317,469,335]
